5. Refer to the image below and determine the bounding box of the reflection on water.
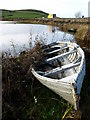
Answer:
[48,26,56,33]
[0,22,75,55]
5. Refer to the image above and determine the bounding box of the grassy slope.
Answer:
[2,9,48,19]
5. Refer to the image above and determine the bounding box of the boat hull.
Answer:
[32,42,86,110]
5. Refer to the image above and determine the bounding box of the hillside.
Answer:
[1,9,49,19]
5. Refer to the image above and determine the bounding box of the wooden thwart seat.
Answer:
[47,46,69,55]
[37,62,80,76]
[46,49,78,62]
[45,43,67,52]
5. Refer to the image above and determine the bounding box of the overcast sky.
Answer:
[0,0,89,17]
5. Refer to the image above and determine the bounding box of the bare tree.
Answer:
[75,11,82,18]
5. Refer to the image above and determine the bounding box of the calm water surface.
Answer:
[0,22,75,55]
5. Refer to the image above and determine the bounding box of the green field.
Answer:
[2,9,49,19]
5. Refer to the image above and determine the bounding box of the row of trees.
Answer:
[75,11,84,18]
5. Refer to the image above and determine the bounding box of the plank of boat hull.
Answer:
[73,56,82,63]
[46,49,78,62]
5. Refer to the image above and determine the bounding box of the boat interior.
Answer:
[36,42,82,79]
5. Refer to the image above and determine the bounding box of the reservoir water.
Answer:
[0,22,75,55]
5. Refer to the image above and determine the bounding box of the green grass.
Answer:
[2,9,48,19]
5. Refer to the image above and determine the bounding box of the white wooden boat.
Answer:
[31,41,85,110]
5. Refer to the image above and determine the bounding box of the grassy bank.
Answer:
[1,9,48,19]
[57,23,90,48]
